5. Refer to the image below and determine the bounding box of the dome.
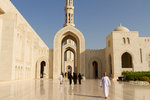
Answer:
[113,24,130,32]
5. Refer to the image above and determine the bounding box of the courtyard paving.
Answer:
[0,79,150,100]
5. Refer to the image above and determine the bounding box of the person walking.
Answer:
[68,73,72,85]
[73,72,77,84]
[78,73,82,84]
[59,74,63,85]
[100,72,111,99]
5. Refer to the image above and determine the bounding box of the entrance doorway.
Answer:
[121,52,133,68]
[109,55,112,77]
[62,38,77,75]
[53,28,85,79]
[40,61,46,78]
[35,57,49,79]
[93,61,98,79]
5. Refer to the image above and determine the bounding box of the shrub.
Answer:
[139,76,150,82]
[125,75,134,81]
[122,71,150,81]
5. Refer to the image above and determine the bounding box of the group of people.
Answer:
[59,72,82,85]
[59,72,111,99]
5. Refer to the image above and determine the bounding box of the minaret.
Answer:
[64,0,75,27]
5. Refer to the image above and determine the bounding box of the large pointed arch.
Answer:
[88,57,102,78]
[121,52,133,68]
[35,56,49,79]
[53,26,85,79]
[62,46,76,74]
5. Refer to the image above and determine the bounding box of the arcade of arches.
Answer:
[62,39,76,75]
[53,28,85,79]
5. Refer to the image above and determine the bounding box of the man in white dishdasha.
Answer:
[59,74,63,85]
[100,72,111,99]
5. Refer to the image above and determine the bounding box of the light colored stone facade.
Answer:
[0,0,150,81]
[85,49,106,79]
[105,24,150,79]
[0,0,50,81]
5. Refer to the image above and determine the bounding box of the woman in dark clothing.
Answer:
[73,72,77,84]
[68,73,73,85]
[78,73,82,84]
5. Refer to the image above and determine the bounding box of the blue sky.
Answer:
[11,0,150,49]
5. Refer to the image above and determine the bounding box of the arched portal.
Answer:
[53,26,85,79]
[92,61,98,79]
[88,57,102,79]
[63,48,76,75]
[121,52,133,68]
[36,57,49,79]
[40,61,46,78]
[61,37,77,75]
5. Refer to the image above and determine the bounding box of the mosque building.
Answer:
[0,0,150,81]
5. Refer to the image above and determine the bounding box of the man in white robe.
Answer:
[100,72,111,99]
[59,74,63,84]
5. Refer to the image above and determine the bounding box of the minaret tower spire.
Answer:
[64,0,75,27]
